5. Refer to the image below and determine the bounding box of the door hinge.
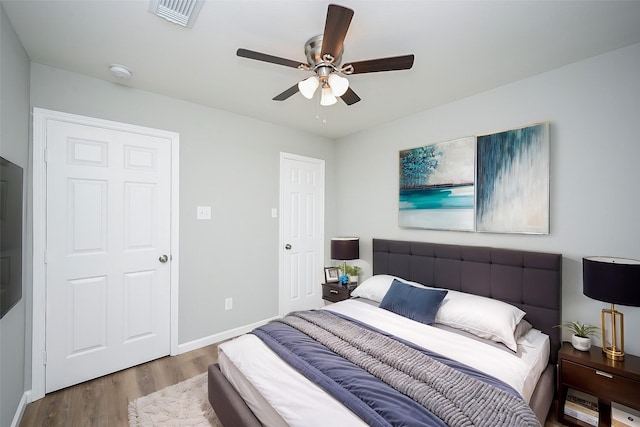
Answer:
[43,351,47,365]
[44,148,49,163]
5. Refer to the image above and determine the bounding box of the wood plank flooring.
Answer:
[19,341,566,426]
[19,343,219,427]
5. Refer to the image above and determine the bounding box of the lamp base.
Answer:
[602,346,625,361]
[601,304,625,361]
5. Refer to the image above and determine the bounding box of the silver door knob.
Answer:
[285,244,292,250]
[159,254,169,263]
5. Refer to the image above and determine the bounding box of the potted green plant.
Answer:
[555,321,600,351]
[339,264,362,284]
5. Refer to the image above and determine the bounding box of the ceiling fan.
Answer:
[236,4,415,106]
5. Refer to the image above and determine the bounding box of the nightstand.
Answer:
[321,283,356,303]
[557,342,640,427]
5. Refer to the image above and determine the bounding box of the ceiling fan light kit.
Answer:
[236,4,415,107]
[320,85,338,106]
[298,68,348,101]
[328,73,349,97]
[298,76,320,99]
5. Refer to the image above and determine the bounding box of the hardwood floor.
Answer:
[19,341,566,426]
[546,400,568,427]
[19,343,219,427]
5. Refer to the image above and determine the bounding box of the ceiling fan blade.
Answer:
[347,54,415,74]
[237,48,305,69]
[321,4,354,58]
[340,87,361,105]
[273,84,300,101]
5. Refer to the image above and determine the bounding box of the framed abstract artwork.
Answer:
[475,122,549,234]
[399,137,475,231]
[398,122,550,234]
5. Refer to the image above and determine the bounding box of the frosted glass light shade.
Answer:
[298,76,319,99]
[320,86,337,106]
[328,73,349,97]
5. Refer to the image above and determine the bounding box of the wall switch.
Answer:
[197,206,211,220]
[225,297,233,310]
[271,208,278,218]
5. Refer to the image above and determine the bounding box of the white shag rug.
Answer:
[128,372,223,427]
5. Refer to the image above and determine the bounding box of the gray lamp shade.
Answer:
[583,256,640,307]
[331,237,359,261]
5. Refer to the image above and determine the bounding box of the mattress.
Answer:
[218,299,550,427]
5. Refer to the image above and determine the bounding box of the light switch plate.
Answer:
[197,206,211,220]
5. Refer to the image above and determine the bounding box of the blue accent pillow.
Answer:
[379,279,448,325]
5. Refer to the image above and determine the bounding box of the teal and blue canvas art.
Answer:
[399,137,475,231]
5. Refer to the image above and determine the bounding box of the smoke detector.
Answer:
[109,64,133,79]
[149,0,204,28]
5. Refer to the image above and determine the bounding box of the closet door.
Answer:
[280,153,325,315]
[45,117,172,392]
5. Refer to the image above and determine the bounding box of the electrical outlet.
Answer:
[271,208,278,218]
[225,297,233,310]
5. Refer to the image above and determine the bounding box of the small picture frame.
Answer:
[324,267,340,283]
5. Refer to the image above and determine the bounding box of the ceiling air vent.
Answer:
[149,0,204,28]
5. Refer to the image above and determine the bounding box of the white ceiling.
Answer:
[4,0,640,139]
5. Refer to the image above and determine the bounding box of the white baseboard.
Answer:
[11,391,31,427]
[176,316,278,355]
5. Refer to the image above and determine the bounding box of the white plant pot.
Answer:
[571,334,592,351]
[349,275,359,284]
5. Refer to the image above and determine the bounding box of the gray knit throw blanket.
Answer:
[277,310,540,427]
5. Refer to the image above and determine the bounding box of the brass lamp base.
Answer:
[601,304,625,361]
[602,345,624,361]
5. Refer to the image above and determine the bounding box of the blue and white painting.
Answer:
[476,122,549,234]
[399,137,475,230]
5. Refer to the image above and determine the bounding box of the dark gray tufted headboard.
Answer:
[372,239,562,363]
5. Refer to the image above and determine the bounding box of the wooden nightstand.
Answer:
[557,342,640,427]
[321,283,356,303]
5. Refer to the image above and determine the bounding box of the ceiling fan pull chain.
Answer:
[314,95,327,124]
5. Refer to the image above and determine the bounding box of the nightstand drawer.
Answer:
[322,284,351,302]
[562,360,640,407]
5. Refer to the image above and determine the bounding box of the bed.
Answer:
[208,238,562,426]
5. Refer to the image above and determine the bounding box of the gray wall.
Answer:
[335,42,640,356]
[4,8,640,421]
[0,4,30,427]
[4,25,337,420]
[30,63,338,345]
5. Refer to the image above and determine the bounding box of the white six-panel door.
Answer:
[45,119,173,392]
[280,153,325,315]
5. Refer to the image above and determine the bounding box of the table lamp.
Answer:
[331,237,359,283]
[583,256,640,361]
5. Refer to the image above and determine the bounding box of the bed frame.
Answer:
[208,238,562,426]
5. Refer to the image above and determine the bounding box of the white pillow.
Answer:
[351,274,426,302]
[434,290,526,352]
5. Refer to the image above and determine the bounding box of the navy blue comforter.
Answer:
[253,310,539,427]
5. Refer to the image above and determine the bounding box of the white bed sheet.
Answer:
[219,335,367,427]
[218,299,550,427]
